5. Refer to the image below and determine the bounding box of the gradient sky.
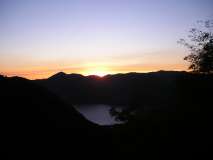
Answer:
[0,0,213,79]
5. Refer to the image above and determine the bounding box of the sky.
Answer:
[0,0,213,79]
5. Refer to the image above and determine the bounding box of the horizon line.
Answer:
[0,69,189,80]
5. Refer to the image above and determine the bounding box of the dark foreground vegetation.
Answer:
[1,71,213,159]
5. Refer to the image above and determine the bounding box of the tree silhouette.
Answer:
[178,20,213,73]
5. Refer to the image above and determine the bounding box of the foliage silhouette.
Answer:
[178,20,213,73]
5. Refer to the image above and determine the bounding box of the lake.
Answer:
[74,104,124,125]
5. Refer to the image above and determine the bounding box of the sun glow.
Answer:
[82,67,111,77]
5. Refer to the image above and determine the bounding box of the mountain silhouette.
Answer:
[36,71,190,110]
[48,71,67,79]
[1,71,213,160]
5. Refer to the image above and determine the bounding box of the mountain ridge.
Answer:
[35,70,194,107]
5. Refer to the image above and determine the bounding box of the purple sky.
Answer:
[0,0,213,79]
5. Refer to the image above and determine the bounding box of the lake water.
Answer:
[74,104,123,125]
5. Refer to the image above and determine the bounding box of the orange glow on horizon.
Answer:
[0,63,187,80]
[81,66,112,77]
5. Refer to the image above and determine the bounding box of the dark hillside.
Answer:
[0,75,113,160]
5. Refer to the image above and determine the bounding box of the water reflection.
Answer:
[74,104,124,125]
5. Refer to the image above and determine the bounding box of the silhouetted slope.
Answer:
[36,71,189,108]
[48,71,67,80]
[0,75,93,128]
[0,75,113,160]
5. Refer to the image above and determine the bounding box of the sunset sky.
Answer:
[1,0,213,79]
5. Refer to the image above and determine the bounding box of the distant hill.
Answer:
[36,71,206,110]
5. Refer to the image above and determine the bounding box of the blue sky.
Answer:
[0,0,213,78]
